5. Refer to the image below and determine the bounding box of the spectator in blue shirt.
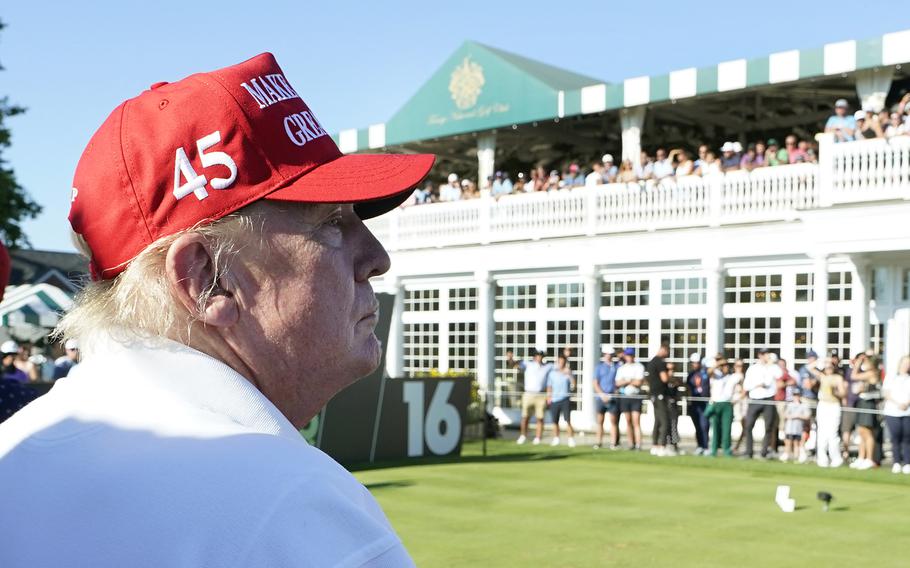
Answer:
[825,99,856,142]
[546,354,576,447]
[491,171,513,197]
[686,353,711,455]
[593,347,621,449]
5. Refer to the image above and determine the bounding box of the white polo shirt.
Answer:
[0,336,412,568]
[743,361,782,400]
[616,362,645,395]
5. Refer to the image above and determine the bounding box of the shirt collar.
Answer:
[80,335,302,443]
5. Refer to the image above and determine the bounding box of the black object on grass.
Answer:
[817,491,833,512]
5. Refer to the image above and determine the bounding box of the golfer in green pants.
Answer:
[706,360,743,456]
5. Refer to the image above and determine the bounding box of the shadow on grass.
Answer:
[364,480,415,491]
[349,451,570,473]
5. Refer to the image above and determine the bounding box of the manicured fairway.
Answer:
[353,439,909,567]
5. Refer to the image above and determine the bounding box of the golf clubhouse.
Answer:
[327,29,910,429]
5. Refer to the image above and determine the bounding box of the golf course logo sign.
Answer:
[449,56,484,110]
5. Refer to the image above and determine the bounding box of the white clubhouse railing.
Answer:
[368,136,909,252]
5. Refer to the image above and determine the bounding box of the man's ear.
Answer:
[165,234,238,327]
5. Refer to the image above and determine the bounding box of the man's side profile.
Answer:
[0,53,434,567]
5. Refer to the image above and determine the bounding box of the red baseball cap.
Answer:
[70,52,434,280]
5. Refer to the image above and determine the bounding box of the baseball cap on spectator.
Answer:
[767,138,780,147]
[854,110,866,121]
[1,340,19,356]
[0,241,9,303]
[602,344,615,355]
[834,98,849,108]
[70,53,434,281]
[623,347,635,356]
[689,353,701,363]
[807,349,818,359]
[65,339,79,351]
[721,142,735,152]
[494,171,502,178]
[757,347,770,354]
[447,173,459,183]
[602,154,614,163]
[460,179,470,188]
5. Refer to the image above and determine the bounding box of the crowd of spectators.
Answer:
[403,96,910,207]
[508,343,910,474]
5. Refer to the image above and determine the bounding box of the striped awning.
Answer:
[333,28,910,152]
[0,284,74,329]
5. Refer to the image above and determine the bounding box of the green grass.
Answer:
[352,439,910,567]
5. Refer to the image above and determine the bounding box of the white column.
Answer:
[850,256,871,356]
[703,257,725,357]
[581,265,601,429]
[620,107,646,167]
[884,266,909,377]
[855,67,894,113]
[812,254,830,357]
[385,276,405,378]
[477,133,496,191]
[886,308,910,377]
[476,270,495,395]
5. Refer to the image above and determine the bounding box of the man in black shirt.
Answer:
[647,345,673,456]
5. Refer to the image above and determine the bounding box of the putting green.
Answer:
[353,439,909,567]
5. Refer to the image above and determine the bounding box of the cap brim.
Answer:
[265,153,435,219]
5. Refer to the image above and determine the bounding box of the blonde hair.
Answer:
[55,213,258,355]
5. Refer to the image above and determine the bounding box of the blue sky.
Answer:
[3,0,907,251]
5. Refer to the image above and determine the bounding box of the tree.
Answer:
[0,18,41,247]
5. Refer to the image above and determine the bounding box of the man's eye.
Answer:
[325,216,342,228]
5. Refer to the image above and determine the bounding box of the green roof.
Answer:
[474,42,602,91]
[335,28,910,153]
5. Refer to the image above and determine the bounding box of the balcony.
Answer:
[367,136,910,251]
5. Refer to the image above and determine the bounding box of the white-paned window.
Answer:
[495,321,537,408]
[546,320,584,375]
[448,322,477,372]
[660,318,707,381]
[724,274,783,303]
[660,277,707,305]
[547,282,585,308]
[495,284,537,310]
[793,316,813,365]
[723,316,782,361]
[602,279,649,307]
[404,288,439,312]
[827,271,853,301]
[827,315,852,358]
[403,323,439,375]
[870,323,885,357]
[601,319,650,359]
[448,287,478,311]
[795,273,814,302]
